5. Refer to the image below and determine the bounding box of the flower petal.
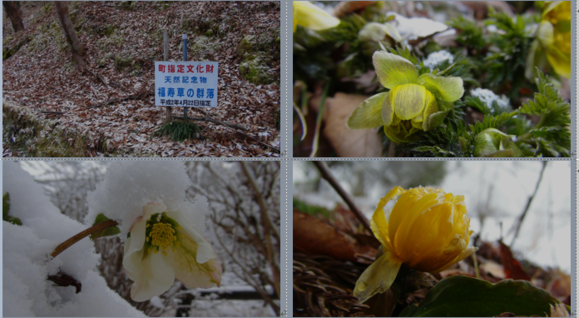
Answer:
[353,249,403,304]
[373,51,418,89]
[390,83,427,120]
[130,252,176,302]
[123,216,148,275]
[347,92,389,129]
[167,229,222,289]
[166,211,217,264]
[372,187,406,251]
[381,92,394,126]
[293,1,340,32]
[417,73,464,102]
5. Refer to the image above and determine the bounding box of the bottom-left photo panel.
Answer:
[2,160,281,317]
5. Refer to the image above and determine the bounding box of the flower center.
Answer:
[145,213,180,256]
[149,223,176,250]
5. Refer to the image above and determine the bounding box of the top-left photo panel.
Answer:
[3,1,281,157]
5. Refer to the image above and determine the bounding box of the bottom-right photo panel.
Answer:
[293,161,572,317]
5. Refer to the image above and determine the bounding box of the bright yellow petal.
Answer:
[390,83,427,120]
[372,187,405,251]
[353,249,403,303]
[293,1,340,32]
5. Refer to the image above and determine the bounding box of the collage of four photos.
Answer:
[1,1,575,317]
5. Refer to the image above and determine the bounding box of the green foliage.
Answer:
[400,276,559,317]
[90,213,121,240]
[468,112,516,136]
[318,14,367,44]
[515,69,570,157]
[3,193,22,226]
[389,46,418,65]
[447,16,487,51]
[293,198,330,218]
[483,9,533,98]
[152,121,202,142]
[394,110,467,157]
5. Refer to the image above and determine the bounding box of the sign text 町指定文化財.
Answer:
[154,61,219,107]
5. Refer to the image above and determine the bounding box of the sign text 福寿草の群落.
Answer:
[154,61,219,107]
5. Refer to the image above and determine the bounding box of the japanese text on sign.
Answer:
[154,61,219,107]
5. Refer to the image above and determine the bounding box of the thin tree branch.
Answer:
[313,161,372,234]
[510,161,548,246]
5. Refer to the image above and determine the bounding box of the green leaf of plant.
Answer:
[3,192,21,226]
[400,276,559,317]
[90,213,120,240]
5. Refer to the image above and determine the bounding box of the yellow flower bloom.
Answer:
[293,1,340,33]
[354,186,476,303]
[347,51,464,143]
[536,1,571,78]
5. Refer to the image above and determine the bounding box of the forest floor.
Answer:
[3,1,281,157]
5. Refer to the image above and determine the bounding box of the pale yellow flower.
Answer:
[354,186,476,303]
[293,1,340,33]
[534,1,571,78]
[123,202,222,301]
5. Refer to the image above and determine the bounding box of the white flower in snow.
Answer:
[123,202,222,302]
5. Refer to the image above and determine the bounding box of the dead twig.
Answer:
[175,114,279,153]
[172,115,248,131]
[41,111,64,115]
[313,161,372,234]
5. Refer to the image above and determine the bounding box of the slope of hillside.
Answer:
[3,1,280,157]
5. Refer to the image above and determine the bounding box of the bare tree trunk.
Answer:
[4,1,25,33]
[53,1,84,66]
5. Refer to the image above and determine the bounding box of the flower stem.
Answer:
[51,220,118,259]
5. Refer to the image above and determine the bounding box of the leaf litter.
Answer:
[3,1,280,157]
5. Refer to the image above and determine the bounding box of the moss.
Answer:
[43,3,52,13]
[189,35,220,59]
[114,55,133,71]
[103,25,117,36]
[239,55,275,84]
[3,105,115,157]
[236,33,279,84]
[205,29,213,37]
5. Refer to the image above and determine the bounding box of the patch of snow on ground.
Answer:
[3,161,144,317]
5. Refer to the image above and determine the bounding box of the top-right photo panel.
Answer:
[292,1,572,158]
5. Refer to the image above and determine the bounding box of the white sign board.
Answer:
[154,61,219,107]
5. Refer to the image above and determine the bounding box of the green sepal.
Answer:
[347,93,389,129]
[417,73,464,102]
[3,193,22,226]
[353,246,403,304]
[424,109,450,131]
[373,51,418,89]
[90,213,121,240]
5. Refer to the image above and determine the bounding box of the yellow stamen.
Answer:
[148,222,178,254]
